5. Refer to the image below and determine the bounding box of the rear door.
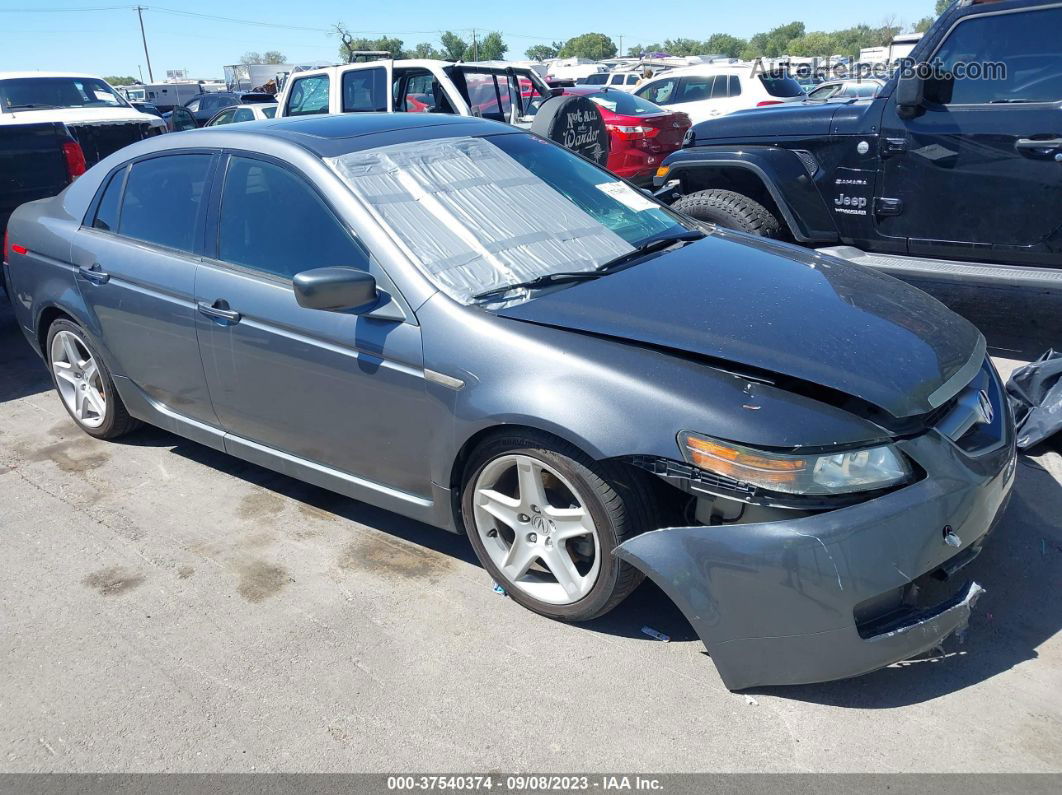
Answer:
[878,4,1062,265]
[69,152,220,426]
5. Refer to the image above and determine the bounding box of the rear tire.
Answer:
[672,188,782,238]
[461,431,651,622]
[46,319,139,440]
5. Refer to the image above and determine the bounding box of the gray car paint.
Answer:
[3,114,1016,688]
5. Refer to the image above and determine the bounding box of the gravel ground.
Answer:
[1,292,1060,773]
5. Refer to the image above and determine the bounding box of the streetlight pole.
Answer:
[135,6,154,83]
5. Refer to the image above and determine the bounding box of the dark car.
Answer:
[652,0,1062,294]
[3,113,1015,690]
[184,92,275,127]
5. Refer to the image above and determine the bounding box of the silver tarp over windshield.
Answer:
[326,136,633,303]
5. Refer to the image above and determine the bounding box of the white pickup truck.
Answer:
[0,72,165,165]
[275,59,553,127]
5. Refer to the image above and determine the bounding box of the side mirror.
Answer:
[895,71,925,118]
[293,267,378,312]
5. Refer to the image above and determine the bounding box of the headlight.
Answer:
[679,432,911,496]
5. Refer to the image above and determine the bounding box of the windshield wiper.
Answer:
[6,103,59,110]
[594,229,705,274]
[472,271,602,302]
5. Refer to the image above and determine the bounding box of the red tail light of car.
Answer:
[606,124,661,142]
[61,139,87,182]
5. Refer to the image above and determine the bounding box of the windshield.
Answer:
[758,73,804,98]
[0,76,129,111]
[326,133,691,304]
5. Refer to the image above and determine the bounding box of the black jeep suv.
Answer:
[654,0,1061,296]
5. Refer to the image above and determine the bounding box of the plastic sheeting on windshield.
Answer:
[325,136,634,302]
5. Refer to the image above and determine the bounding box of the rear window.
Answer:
[240,93,274,104]
[758,73,804,98]
[582,73,608,85]
[581,90,666,116]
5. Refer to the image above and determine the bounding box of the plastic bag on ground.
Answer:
[1006,349,1062,449]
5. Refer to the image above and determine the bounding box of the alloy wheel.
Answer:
[50,330,107,429]
[472,454,601,605]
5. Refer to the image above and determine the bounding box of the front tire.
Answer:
[461,431,650,622]
[672,188,782,238]
[46,319,139,440]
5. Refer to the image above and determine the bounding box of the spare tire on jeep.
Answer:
[671,188,782,238]
[530,94,610,166]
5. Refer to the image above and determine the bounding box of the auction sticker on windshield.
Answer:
[596,181,657,212]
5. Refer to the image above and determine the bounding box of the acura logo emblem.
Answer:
[976,389,994,424]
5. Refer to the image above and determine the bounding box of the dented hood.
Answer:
[496,231,983,418]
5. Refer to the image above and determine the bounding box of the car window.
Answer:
[209,108,236,126]
[185,98,201,112]
[342,68,388,112]
[462,72,507,120]
[852,83,878,98]
[626,74,639,85]
[218,156,368,280]
[808,84,838,99]
[582,90,666,115]
[678,76,715,103]
[92,167,126,232]
[636,78,678,105]
[233,107,254,122]
[929,7,1062,104]
[396,72,439,113]
[119,154,212,253]
[609,75,623,85]
[711,75,729,99]
[759,73,804,97]
[262,105,277,118]
[170,107,197,131]
[286,74,330,116]
[728,75,741,96]
[583,73,608,85]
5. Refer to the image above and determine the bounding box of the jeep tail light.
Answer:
[756,100,784,107]
[61,139,87,182]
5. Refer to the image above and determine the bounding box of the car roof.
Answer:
[0,71,107,80]
[647,63,755,79]
[173,112,514,157]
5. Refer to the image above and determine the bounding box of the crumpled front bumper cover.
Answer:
[613,431,1016,691]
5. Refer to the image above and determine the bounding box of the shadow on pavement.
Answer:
[0,298,51,404]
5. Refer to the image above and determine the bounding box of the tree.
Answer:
[704,34,746,59]
[334,23,405,61]
[477,31,508,60]
[787,31,837,57]
[411,42,443,59]
[526,41,563,61]
[913,16,935,33]
[935,0,951,13]
[662,38,704,57]
[558,33,617,60]
[261,50,286,64]
[763,21,805,57]
[104,75,137,86]
[241,52,262,65]
[440,31,468,61]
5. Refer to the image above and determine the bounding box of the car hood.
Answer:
[690,101,841,143]
[496,231,983,419]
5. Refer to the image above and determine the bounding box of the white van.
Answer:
[633,64,804,124]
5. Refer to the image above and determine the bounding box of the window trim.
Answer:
[925,2,1062,109]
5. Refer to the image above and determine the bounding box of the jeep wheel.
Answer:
[672,188,782,238]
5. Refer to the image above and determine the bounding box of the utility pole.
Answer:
[135,6,154,83]
[619,35,623,58]
[472,29,477,62]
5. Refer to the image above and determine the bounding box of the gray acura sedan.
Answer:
[2,113,1016,690]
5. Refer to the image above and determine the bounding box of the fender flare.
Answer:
[660,147,839,243]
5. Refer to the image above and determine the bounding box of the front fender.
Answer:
[658,147,837,243]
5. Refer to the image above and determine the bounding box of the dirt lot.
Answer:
[1,295,1060,773]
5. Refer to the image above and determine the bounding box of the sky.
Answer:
[0,0,938,80]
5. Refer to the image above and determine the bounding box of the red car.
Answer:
[562,86,691,185]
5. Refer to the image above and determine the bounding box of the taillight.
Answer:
[61,139,87,181]
[606,124,660,141]
[756,100,784,107]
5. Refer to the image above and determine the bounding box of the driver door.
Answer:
[877,4,1062,265]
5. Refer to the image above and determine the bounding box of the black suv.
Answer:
[654,0,1062,293]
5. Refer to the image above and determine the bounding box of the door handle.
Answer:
[197,300,241,324]
[77,264,110,285]
[1015,137,1062,151]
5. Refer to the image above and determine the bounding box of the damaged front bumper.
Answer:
[614,429,1017,691]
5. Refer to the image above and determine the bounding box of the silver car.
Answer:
[2,113,1015,689]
